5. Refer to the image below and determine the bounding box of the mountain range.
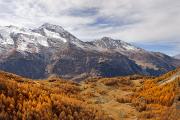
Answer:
[0,23,180,80]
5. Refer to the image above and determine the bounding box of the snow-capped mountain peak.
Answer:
[0,23,85,54]
[33,23,80,43]
[92,37,142,51]
[39,23,65,33]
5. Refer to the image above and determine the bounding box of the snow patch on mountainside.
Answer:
[16,42,28,52]
[43,28,67,42]
[0,25,51,53]
[37,37,49,47]
[121,43,138,51]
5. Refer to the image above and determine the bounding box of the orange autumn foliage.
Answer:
[0,71,111,120]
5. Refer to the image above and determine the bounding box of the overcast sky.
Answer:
[0,0,179,56]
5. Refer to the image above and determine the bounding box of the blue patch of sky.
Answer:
[68,8,99,17]
[88,16,140,28]
[133,42,176,56]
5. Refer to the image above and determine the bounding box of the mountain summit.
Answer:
[92,37,142,51]
[0,23,179,80]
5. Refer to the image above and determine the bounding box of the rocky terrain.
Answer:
[0,23,180,80]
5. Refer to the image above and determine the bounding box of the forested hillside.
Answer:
[0,71,110,120]
[0,68,179,120]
